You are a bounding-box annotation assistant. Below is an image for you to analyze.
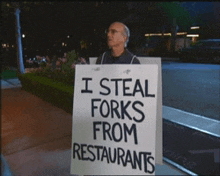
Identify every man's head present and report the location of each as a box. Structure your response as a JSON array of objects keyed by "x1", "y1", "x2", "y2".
[{"x1": 107, "y1": 22, "x2": 130, "y2": 49}]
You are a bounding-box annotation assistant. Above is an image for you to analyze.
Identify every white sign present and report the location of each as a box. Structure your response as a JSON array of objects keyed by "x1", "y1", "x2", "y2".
[
  {"x1": 71, "y1": 65, "x2": 158, "y2": 175},
  {"x1": 137, "y1": 57, "x2": 163, "y2": 165},
  {"x1": 90, "y1": 57, "x2": 163, "y2": 165}
]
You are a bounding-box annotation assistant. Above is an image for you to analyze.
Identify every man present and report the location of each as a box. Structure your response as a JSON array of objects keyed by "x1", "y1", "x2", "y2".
[{"x1": 96, "y1": 22, "x2": 140, "y2": 64}]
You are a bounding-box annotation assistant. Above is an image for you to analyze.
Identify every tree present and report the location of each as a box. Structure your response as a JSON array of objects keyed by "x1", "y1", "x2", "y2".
[
  {"x1": 2, "y1": 2, "x2": 54, "y2": 74},
  {"x1": 14, "y1": 3, "x2": 25, "y2": 73},
  {"x1": 121, "y1": 2, "x2": 168, "y2": 51}
]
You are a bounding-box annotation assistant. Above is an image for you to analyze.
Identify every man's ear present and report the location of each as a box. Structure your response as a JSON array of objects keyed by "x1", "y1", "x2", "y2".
[{"x1": 124, "y1": 36, "x2": 127, "y2": 43}]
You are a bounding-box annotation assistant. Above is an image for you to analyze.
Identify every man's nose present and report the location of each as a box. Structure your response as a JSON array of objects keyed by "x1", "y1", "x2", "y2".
[{"x1": 107, "y1": 31, "x2": 112, "y2": 38}]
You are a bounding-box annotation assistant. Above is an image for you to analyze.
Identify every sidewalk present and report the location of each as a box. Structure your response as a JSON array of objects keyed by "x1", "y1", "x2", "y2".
[
  {"x1": 1, "y1": 79, "x2": 187, "y2": 176},
  {"x1": 1, "y1": 78, "x2": 22, "y2": 89}
]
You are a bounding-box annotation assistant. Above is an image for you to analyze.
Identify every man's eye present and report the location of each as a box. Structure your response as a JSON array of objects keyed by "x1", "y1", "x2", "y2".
[{"x1": 106, "y1": 29, "x2": 118, "y2": 34}]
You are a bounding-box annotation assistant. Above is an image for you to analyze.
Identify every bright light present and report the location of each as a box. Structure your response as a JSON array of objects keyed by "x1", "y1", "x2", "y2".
[
  {"x1": 67, "y1": 35, "x2": 70, "y2": 38},
  {"x1": 177, "y1": 32, "x2": 187, "y2": 35},
  {"x1": 62, "y1": 42, "x2": 65, "y2": 46},
  {"x1": 187, "y1": 34, "x2": 199, "y2": 37},
  {"x1": 150, "y1": 33, "x2": 162, "y2": 36},
  {"x1": 190, "y1": 26, "x2": 200, "y2": 29},
  {"x1": 22, "y1": 34, "x2": 25, "y2": 38},
  {"x1": 145, "y1": 33, "x2": 162, "y2": 36},
  {"x1": 192, "y1": 37, "x2": 197, "y2": 43},
  {"x1": 163, "y1": 33, "x2": 171, "y2": 36},
  {"x1": 145, "y1": 33, "x2": 171, "y2": 36},
  {"x1": 145, "y1": 32, "x2": 188, "y2": 37}
]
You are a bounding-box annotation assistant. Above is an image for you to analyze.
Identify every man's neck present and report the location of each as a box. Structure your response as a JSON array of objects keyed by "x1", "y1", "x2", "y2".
[{"x1": 111, "y1": 46, "x2": 125, "y2": 57}]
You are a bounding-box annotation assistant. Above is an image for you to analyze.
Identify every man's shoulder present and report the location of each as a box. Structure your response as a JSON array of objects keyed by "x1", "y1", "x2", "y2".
[
  {"x1": 125, "y1": 49, "x2": 140, "y2": 64},
  {"x1": 96, "y1": 50, "x2": 111, "y2": 64},
  {"x1": 132, "y1": 57, "x2": 140, "y2": 64}
]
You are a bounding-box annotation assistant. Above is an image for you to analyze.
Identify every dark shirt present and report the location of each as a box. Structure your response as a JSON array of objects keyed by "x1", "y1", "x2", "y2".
[{"x1": 96, "y1": 48, "x2": 140, "y2": 64}]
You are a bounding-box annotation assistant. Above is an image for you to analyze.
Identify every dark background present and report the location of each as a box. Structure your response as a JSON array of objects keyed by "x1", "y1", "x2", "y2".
[{"x1": 2, "y1": 2, "x2": 220, "y2": 66}]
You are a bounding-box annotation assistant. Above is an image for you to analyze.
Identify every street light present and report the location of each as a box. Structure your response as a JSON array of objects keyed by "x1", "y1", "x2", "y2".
[{"x1": 190, "y1": 26, "x2": 200, "y2": 30}]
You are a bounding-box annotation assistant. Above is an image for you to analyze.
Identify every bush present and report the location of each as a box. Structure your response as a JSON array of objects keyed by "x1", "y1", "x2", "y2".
[
  {"x1": 29, "y1": 50, "x2": 78, "y2": 86},
  {"x1": 18, "y1": 73, "x2": 74, "y2": 114},
  {"x1": 17, "y1": 50, "x2": 81, "y2": 113},
  {"x1": 1, "y1": 66, "x2": 18, "y2": 79},
  {"x1": 40, "y1": 61, "x2": 47, "y2": 68},
  {"x1": 61, "y1": 50, "x2": 79, "y2": 73}
]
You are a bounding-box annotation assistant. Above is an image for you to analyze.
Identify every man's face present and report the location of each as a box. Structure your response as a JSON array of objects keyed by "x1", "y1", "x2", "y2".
[{"x1": 107, "y1": 23, "x2": 127, "y2": 48}]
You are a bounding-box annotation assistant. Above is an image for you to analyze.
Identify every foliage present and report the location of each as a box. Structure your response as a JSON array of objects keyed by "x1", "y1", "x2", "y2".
[
  {"x1": 18, "y1": 73, "x2": 73, "y2": 113},
  {"x1": 27, "y1": 50, "x2": 79, "y2": 86},
  {"x1": 61, "y1": 50, "x2": 79, "y2": 73},
  {"x1": 156, "y1": 2, "x2": 193, "y2": 28},
  {"x1": 1, "y1": 68, "x2": 17, "y2": 79},
  {"x1": 39, "y1": 62, "x2": 47, "y2": 68},
  {"x1": 20, "y1": 73, "x2": 74, "y2": 94}
]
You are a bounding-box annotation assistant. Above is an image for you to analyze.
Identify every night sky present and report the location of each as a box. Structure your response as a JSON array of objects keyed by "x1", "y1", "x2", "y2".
[{"x1": 2, "y1": 2, "x2": 220, "y2": 58}]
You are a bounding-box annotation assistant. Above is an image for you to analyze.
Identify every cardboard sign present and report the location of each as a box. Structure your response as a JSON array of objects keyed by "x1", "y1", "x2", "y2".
[
  {"x1": 90, "y1": 56, "x2": 163, "y2": 165},
  {"x1": 71, "y1": 65, "x2": 158, "y2": 175},
  {"x1": 137, "y1": 57, "x2": 163, "y2": 165}
]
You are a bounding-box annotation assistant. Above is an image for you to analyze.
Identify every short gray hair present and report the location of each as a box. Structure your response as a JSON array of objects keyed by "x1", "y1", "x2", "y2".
[{"x1": 123, "y1": 25, "x2": 130, "y2": 48}]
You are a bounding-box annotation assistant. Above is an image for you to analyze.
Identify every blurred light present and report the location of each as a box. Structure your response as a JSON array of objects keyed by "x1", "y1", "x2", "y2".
[
  {"x1": 67, "y1": 35, "x2": 70, "y2": 38},
  {"x1": 177, "y1": 32, "x2": 187, "y2": 35},
  {"x1": 7, "y1": 3, "x2": 10, "y2": 7},
  {"x1": 7, "y1": 44, "x2": 9, "y2": 47},
  {"x1": 192, "y1": 37, "x2": 196, "y2": 43},
  {"x1": 65, "y1": 44, "x2": 67, "y2": 46},
  {"x1": 62, "y1": 42, "x2": 65, "y2": 46},
  {"x1": 22, "y1": 34, "x2": 25, "y2": 38},
  {"x1": 145, "y1": 31, "x2": 188, "y2": 37},
  {"x1": 190, "y1": 26, "x2": 200, "y2": 29},
  {"x1": 12, "y1": 45, "x2": 14, "y2": 48},
  {"x1": 164, "y1": 33, "x2": 172, "y2": 36},
  {"x1": 145, "y1": 33, "x2": 170, "y2": 36},
  {"x1": 187, "y1": 34, "x2": 199, "y2": 37},
  {"x1": 151, "y1": 33, "x2": 162, "y2": 36},
  {"x1": 145, "y1": 33, "x2": 163, "y2": 36}
]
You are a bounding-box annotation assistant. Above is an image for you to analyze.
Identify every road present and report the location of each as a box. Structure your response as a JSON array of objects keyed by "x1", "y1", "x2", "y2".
[{"x1": 161, "y1": 61, "x2": 220, "y2": 121}]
